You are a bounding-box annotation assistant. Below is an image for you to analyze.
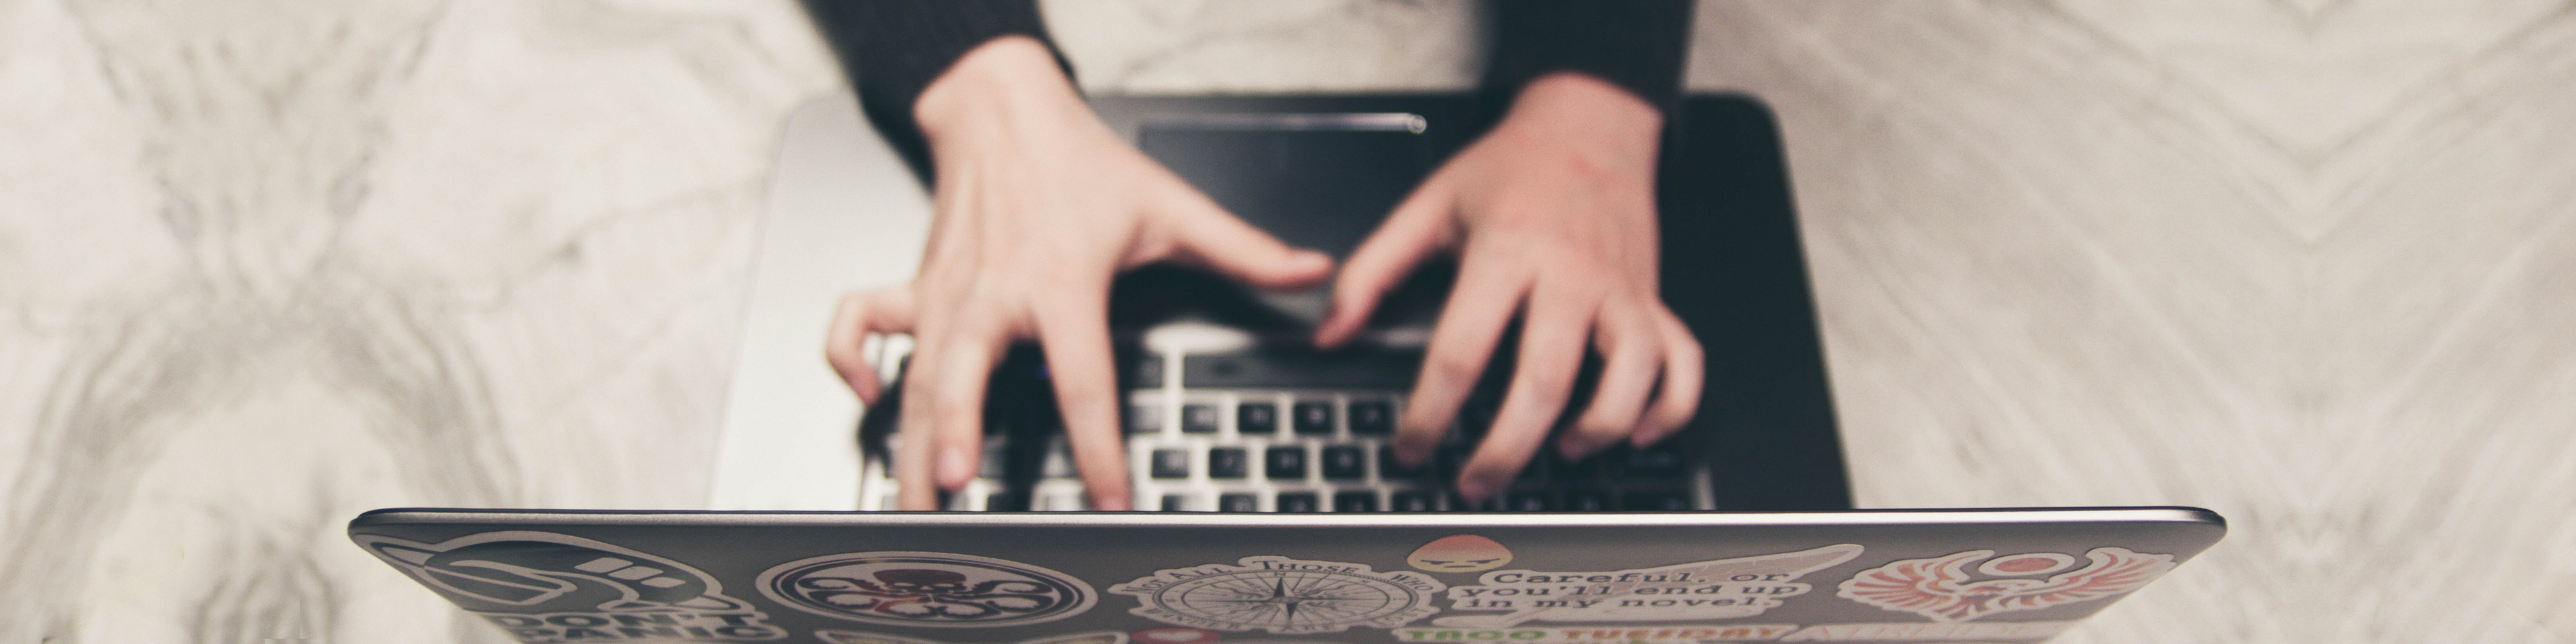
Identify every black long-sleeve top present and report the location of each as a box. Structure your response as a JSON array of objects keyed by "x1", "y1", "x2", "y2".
[{"x1": 800, "y1": 0, "x2": 1693, "y2": 183}]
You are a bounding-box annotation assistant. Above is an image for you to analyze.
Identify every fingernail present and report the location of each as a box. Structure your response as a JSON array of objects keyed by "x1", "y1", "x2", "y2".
[{"x1": 936, "y1": 445, "x2": 976, "y2": 488}]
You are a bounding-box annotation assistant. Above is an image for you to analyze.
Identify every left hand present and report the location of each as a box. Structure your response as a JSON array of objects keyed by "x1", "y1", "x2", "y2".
[{"x1": 1313, "y1": 72, "x2": 1704, "y2": 503}]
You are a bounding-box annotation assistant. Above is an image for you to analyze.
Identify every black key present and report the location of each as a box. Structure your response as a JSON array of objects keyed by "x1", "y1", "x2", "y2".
[
  {"x1": 1150, "y1": 449, "x2": 1190, "y2": 478},
  {"x1": 1390, "y1": 490, "x2": 1436, "y2": 512},
  {"x1": 1454, "y1": 398, "x2": 1499, "y2": 437},
  {"x1": 1126, "y1": 404, "x2": 1160, "y2": 434},
  {"x1": 1277, "y1": 492, "x2": 1320, "y2": 513},
  {"x1": 985, "y1": 492, "x2": 1024, "y2": 512},
  {"x1": 1219, "y1": 494, "x2": 1258, "y2": 513},
  {"x1": 1566, "y1": 489, "x2": 1612, "y2": 512},
  {"x1": 1448, "y1": 492, "x2": 1505, "y2": 512},
  {"x1": 1513, "y1": 458, "x2": 1549, "y2": 483},
  {"x1": 1293, "y1": 400, "x2": 1336, "y2": 434},
  {"x1": 1379, "y1": 449, "x2": 1427, "y2": 479},
  {"x1": 1208, "y1": 448, "x2": 1248, "y2": 479},
  {"x1": 1622, "y1": 444, "x2": 1688, "y2": 478},
  {"x1": 1265, "y1": 446, "x2": 1307, "y2": 479},
  {"x1": 1161, "y1": 494, "x2": 1189, "y2": 511},
  {"x1": 1622, "y1": 491, "x2": 1691, "y2": 511},
  {"x1": 1348, "y1": 400, "x2": 1394, "y2": 435},
  {"x1": 1558, "y1": 449, "x2": 1608, "y2": 480},
  {"x1": 1334, "y1": 492, "x2": 1379, "y2": 513},
  {"x1": 1182, "y1": 404, "x2": 1221, "y2": 433},
  {"x1": 1322, "y1": 446, "x2": 1366, "y2": 480},
  {"x1": 1434, "y1": 444, "x2": 1473, "y2": 478},
  {"x1": 1238, "y1": 402, "x2": 1277, "y2": 433},
  {"x1": 1507, "y1": 492, "x2": 1553, "y2": 512}
]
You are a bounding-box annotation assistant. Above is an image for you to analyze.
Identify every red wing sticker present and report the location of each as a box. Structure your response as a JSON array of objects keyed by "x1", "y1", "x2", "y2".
[{"x1": 1834, "y1": 547, "x2": 2176, "y2": 623}]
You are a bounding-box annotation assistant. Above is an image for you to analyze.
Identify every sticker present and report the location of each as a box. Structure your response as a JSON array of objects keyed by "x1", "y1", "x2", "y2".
[
  {"x1": 1778, "y1": 621, "x2": 2075, "y2": 641},
  {"x1": 758, "y1": 551, "x2": 1096, "y2": 627},
  {"x1": 1431, "y1": 545, "x2": 1863, "y2": 627},
  {"x1": 1393, "y1": 625, "x2": 1797, "y2": 643},
  {"x1": 1132, "y1": 628, "x2": 1222, "y2": 644},
  {"x1": 1110, "y1": 555, "x2": 1447, "y2": 634},
  {"x1": 1835, "y1": 547, "x2": 2176, "y2": 623},
  {"x1": 1410, "y1": 535, "x2": 1515, "y2": 574},
  {"x1": 353, "y1": 531, "x2": 783, "y2": 643},
  {"x1": 814, "y1": 631, "x2": 1127, "y2": 644}
]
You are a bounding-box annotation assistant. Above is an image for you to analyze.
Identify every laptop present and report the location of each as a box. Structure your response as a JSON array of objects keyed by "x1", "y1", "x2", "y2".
[
  {"x1": 354, "y1": 99, "x2": 2224, "y2": 643},
  {"x1": 350, "y1": 506, "x2": 2223, "y2": 643}
]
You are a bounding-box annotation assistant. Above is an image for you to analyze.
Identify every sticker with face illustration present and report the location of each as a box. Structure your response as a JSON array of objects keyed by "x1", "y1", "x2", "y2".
[
  {"x1": 1408, "y1": 535, "x2": 1514, "y2": 574},
  {"x1": 1430, "y1": 544, "x2": 1864, "y2": 628},
  {"x1": 758, "y1": 551, "x2": 1097, "y2": 627},
  {"x1": 814, "y1": 631, "x2": 1127, "y2": 644},
  {"x1": 353, "y1": 531, "x2": 784, "y2": 643},
  {"x1": 1111, "y1": 556, "x2": 1446, "y2": 635},
  {"x1": 1835, "y1": 547, "x2": 2176, "y2": 623}
]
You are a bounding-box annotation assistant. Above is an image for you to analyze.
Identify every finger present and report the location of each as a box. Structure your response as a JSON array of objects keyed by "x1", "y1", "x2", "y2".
[
  {"x1": 1316, "y1": 174, "x2": 1458, "y2": 348},
  {"x1": 1034, "y1": 292, "x2": 1135, "y2": 511},
  {"x1": 1456, "y1": 288, "x2": 1596, "y2": 502},
  {"x1": 1393, "y1": 258, "x2": 1529, "y2": 468},
  {"x1": 1560, "y1": 311, "x2": 1660, "y2": 460},
  {"x1": 1633, "y1": 313, "x2": 1705, "y2": 446},
  {"x1": 825, "y1": 288, "x2": 917, "y2": 405},
  {"x1": 1152, "y1": 180, "x2": 1334, "y2": 290},
  {"x1": 922, "y1": 325, "x2": 1006, "y2": 496}
]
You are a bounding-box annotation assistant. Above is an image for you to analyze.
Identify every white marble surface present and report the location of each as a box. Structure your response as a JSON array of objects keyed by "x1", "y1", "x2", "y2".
[{"x1": 4, "y1": 1, "x2": 2573, "y2": 643}]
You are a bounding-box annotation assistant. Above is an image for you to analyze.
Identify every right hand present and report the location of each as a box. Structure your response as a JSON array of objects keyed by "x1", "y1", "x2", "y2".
[{"x1": 824, "y1": 36, "x2": 1334, "y2": 511}]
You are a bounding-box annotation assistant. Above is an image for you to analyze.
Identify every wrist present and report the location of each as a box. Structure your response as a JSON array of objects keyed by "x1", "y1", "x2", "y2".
[
  {"x1": 1495, "y1": 72, "x2": 1665, "y2": 174},
  {"x1": 914, "y1": 36, "x2": 1091, "y2": 154}
]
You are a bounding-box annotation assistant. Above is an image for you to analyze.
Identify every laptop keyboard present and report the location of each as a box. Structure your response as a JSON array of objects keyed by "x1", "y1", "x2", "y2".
[{"x1": 858, "y1": 371, "x2": 1715, "y2": 512}]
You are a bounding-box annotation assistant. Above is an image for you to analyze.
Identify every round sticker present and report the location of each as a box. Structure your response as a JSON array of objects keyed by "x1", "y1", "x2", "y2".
[{"x1": 759, "y1": 551, "x2": 1095, "y2": 627}]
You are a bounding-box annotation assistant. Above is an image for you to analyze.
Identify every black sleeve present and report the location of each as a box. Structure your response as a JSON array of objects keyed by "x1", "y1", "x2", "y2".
[
  {"x1": 1483, "y1": 0, "x2": 1695, "y2": 117},
  {"x1": 800, "y1": 0, "x2": 1076, "y2": 184}
]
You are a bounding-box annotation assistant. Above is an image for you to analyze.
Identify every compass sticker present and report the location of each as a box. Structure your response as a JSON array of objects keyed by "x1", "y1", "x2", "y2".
[{"x1": 1111, "y1": 556, "x2": 1446, "y2": 635}]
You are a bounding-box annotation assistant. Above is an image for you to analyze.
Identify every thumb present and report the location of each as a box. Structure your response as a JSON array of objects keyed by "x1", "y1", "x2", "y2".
[{"x1": 1147, "y1": 178, "x2": 1334, "y2": 290}]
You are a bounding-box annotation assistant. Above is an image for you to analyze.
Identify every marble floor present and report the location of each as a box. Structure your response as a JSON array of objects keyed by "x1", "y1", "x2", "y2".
[{"x1": 3, "y1": 1, "x2": 2572, "y2": 643}]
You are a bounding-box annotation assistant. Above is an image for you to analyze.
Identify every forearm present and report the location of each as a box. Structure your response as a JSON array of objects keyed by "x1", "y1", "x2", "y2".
[{"x1": 801, "y1": 0, "x2": 1073, "y2": 184}]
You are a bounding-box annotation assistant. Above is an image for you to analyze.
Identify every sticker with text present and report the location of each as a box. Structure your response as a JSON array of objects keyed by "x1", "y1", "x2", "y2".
[
  {"x1": 814, "y1": 630, "x2": 1126, "y2": 644},
  {"x1": 1394, "y1": 625, "x2": 1797, "y2": 643},
  {"x1": 1110, "y1": 555, "x2": 1446, "y2": 634},
  {"x1": 758, "y1": 551, "x2": 1096, "y2": 627},
  {"x1": 1835, "y1": 548, "x2": 2175, "y2": 623},
  {"x1": 1778, "y1": 621, "x2": 2075, "y2": 641},
  {"x1": 353, "y1": 531, "x2": 783, "y2": 643},
  {"x1": 1410, "y1": 535, "x2": 1515, "y2": 574},
  {"x1": 1430, "y1": 545, "x2": 1864, "y2": 627}
]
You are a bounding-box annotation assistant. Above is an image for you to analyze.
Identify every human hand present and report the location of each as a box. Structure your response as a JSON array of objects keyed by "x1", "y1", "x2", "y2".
[
  {"x1": 825, "y1": 36, "x2": 1334, "y2": 511},
  {"x1": 1314, "y1": 72, "x2": 1703, "y2": 503}
]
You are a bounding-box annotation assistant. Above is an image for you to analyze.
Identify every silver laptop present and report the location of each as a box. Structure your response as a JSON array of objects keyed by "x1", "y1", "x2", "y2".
[
  {"x1": 350, "y1": 506, "x2": 2222, "y2": 643},
  {"x1": 357, "y1": 101, "x2": 2220, "y2": 643}
]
